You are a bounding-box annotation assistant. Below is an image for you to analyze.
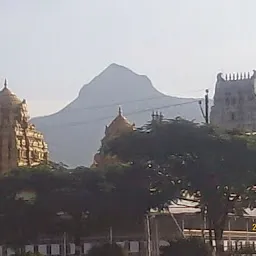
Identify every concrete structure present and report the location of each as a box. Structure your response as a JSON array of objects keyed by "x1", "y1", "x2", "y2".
[
  {"x1": 210, "y1": 70, "x2": 256, "y2": 131},
  {"x1": 0, "y1": 79, "x2": 48, "y2": 173}
]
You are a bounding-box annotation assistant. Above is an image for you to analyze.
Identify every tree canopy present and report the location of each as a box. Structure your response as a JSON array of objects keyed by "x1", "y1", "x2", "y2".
[
  {"x1": 0, "y1": 162, "x2": 174, "y2": 254},
  {"x1": 2, "y1": 118, "x2": 256, "y2": 255},
  {"x1": 104, "y1": 118, "x2": 256, "y2": 253}
]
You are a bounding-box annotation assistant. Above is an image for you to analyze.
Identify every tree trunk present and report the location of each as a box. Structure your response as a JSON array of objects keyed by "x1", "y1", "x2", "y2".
[
  {"x1": 208, "y1": 217, "x2": 213, "y2": 248},
  {"x1": 14, "y1": 248, "x2": 21, "y2": 256},
  {"x1": 74, "y1": 217, "x2": 82, "y2": 256},
  {"x1": 213, "y1": 208, "x2": 228, "y2": 255},
  {"x1": 74, "y1": 235, "x2": 82, "y2": 256},
  {"x1": 214, "y1": 227, "x2": 224, "y2": 255},
  {"x1": 201, "y1": 208, "x2": 205, "y2": 240},
  {"x1": 13, "y1": 246, "x2": 25, "y2": 256}
]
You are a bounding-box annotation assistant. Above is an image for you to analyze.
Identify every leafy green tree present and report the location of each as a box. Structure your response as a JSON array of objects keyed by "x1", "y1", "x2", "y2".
[
  {"x1": 49, "y1": 167, "x2": 108, "y2": 256},
  {"x1": 104, "y1": 118, "x2": 256, "y2": 254},
  {"x1": 96, "y1": 163, "x2": 178, "y2": 232},
  {"x1": 0, "y1": 166, "x2": 67, "y2": 251}
]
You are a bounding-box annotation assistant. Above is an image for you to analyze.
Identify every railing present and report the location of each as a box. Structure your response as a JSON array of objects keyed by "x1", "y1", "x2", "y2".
[{"x1": 184, "y1": 229, "x2": 256, "y2": 239}]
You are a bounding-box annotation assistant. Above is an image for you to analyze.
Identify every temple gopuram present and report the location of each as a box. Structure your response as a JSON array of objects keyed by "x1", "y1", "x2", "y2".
[
  {"x1": 91, "y1": 106, "x2": 135, "y2": 168},
  {"x1": 0, "y1": 79, "x2": 48, "y2": 173}
]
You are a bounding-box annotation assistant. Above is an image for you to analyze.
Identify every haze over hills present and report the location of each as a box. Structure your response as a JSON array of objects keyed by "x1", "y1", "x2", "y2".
[{"x1": 31, "y1": 64, "x2": 213, "y2": 167}]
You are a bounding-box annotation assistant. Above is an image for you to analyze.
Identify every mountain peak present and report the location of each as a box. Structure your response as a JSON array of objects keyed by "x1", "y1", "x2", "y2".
[
  {"x1": 107, "y1": 63, "x2": 124, "y2": 69},
  {"x1": 31, "y1": 64, "x2": 208, "y2": 167},
  {"x1": 78, "y1": 63, "x2": 158, "y2": 100},
  {"x1": 100, "y1": 63, "x2": 138, "y2": 77}
]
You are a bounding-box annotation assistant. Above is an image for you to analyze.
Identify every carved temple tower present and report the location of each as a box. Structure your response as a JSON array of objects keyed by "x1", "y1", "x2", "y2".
[
  {"x1": 91, "y1": 106, "x2": 135, "y2": 168},
  {"x1": 210, "y1": 71, "x2": 256, "y2": 131},
  {"x1": 0, "y1": 79, "x2": 48, "y2": 173}
]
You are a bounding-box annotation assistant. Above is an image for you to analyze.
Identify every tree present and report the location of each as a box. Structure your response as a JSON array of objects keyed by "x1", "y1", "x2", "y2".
[
  {"x1": 96, "y1": 163, "x2": 178, "y2": 232},
  {"x1": 104, "y1": 118, "x2": 256, "y2": 254},
  {"x1": 0, "y1": 166, "x2": 109, "y2": 256},
  {"x1": 0, "y1": 165, "x2": 68, "y2": 251},
  {"x1": 48, "y1": 167, "x2": 108, "y2": 256}
]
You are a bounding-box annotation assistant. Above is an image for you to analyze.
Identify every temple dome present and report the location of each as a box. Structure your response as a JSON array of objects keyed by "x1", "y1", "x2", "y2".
[
  {"x1": 91, "y1": 106, "x2": 135, "y2": 168},
  {"x1": 105, "y1": 106, "x2": 135, "y2": 138},
  {"x1": 0, "y1": 80, "x2": 22, "y2": 106}
]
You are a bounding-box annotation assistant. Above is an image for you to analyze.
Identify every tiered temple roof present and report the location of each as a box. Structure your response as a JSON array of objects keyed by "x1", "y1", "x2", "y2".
[{"x1": 0, "y1": 79, "x2": 49, "y2": 173}]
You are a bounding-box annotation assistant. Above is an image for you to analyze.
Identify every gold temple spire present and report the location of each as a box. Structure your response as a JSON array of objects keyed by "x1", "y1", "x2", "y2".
[{"x1": 118, "y1": 105, "x2": 122, "y2": 116}]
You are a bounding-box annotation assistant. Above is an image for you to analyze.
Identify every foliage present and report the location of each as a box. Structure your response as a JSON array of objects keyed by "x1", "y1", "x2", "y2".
[
  {"x1": 160, "y1": 237, "x2": 212, "y2": 256},
  {"x1": 2, "y1": 117, "x2": 256, "y2": 256},
  {"x1": 14, "y1": 252, "x2": 43, "y2": 256},
  {"x1": 86, "y1": 243, "x2": 127, "y2": 256},
  {"x1": 97, "y1": 163, "x2": 178, "y2": 230},
  {"x1": 233, "y1": 246, "x2": 256, "y2": 255},
  {"x1": 0, "y1": 163, "x2": 172, "y2": 252},
  {"x1": 0, "y1": 166, "x2": 110, "y2": 252},
  {"x1": 104, "y1": 118, "x2": 256, "y2": 253},
  {"x1": 0, "y1": 165, "x2": 69, "y2": 247}
]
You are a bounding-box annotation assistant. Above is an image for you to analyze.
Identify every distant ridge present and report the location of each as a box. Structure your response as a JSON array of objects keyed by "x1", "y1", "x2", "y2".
[{"x1": 32, "y1": 63, "x2": 212, "y2": 167}]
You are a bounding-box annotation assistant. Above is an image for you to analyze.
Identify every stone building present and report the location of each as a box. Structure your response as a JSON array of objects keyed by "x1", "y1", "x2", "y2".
[
  {"x1": 210, "y1": 70, "x2": 256, "y2": 131},
  {"x1": 0, "y1": 79, "x2": 48, "y2": 173},
  {"x1": 91, "y1": 106, "x2": 135, "y2": 168}
]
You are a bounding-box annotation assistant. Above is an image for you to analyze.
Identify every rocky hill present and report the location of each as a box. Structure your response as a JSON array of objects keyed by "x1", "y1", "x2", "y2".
[{"x1": 32, "y1": 64, "x2": 212, "y2": 167}]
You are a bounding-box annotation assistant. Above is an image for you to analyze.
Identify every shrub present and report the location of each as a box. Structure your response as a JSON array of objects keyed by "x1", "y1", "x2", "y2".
[
  {"x1": 86, "y1": 243, "x2": 127, "y2": 256},
  {"x1": 160, "y1": 237, "x2": 212, "y2": 256}
]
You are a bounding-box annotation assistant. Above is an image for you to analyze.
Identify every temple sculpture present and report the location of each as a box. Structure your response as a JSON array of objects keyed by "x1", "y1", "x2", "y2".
[
  {"x1": 210, "y1": 71, "x2": 256, "y2": 131},
  {"x1": 0, "y1": 79, "x2": 48, "y2": 173},
  {"x1": 91, "y1": 106, "x2": 135, "y2": 168}
]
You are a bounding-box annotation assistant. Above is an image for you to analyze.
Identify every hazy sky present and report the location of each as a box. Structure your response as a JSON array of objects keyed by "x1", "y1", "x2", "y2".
[{"x1": 1, "y1": 0, "x2": 256, "y2": 117}]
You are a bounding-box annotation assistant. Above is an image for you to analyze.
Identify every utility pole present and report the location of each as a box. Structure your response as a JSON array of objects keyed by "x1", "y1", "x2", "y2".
[
  {"x1": 109, "y1": 226, "x2": 113, "y2": 244},
  {"x1": 198, "y1": 89, "x2": 209, "y2": 245},
  {"x1": 146, "y1": 214, "x2": 152, "y2": 256},
  {"x1": 205, "y1": 89, "x2": 209, "y2": 124},
  {"x1": 63, "y1": 232, "x2": 67, "y2": 256},
  {"x1": 199, "y1": 89, "x2": 209, "y2": 124}
]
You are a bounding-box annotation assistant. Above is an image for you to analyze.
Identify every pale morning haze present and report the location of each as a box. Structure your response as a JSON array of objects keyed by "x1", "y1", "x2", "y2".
[{"x1": 0, "y1": 0, "x2": 255, "y2": 117}]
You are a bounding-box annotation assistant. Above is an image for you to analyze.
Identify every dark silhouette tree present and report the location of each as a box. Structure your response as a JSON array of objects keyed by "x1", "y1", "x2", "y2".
[{"x1": 104, "y1": 118, "x2": 256, "y2": 254}]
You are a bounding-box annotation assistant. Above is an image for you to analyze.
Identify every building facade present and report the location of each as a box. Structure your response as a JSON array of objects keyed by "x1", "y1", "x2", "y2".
[
  {"x1": 210, "y1": 70, "x2": 256, "y2": 131},
  {"x1": 0, "y1": 79, "x2": 48, "y2": 173}
]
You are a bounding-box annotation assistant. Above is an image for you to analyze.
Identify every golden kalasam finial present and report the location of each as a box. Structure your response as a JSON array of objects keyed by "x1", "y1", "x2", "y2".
[{"x1": 118, "y1": 105, "x2": 122, "y2": 116}]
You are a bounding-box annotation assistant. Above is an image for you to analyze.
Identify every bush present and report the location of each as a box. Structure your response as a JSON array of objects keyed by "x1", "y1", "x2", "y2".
[
  {"x1": 226, "y1": 246, "x2": 256, "y2": 255},
  {"x1": 86, "y1": 243, "x2": 127, "y2": 256},
  {"x1": 160, "y1": 237, "x2": 212, "y2": 256},
  {"x1": 15, "y1": 253, "x2": 43, "y2": 256}
]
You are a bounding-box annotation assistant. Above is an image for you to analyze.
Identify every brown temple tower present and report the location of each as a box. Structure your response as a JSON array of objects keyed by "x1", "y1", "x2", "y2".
[
  {"x1": 0, "y1": 79, "x2": 48, "y2": 173},
  {"x1": 91, "y1": 106, "x2": 135, "y2": 168}
]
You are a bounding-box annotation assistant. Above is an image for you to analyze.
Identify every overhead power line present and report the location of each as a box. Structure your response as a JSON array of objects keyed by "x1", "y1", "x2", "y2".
[
  {"x1": 52, "y1": 88, "x2": 206, "y2": 113},
  {"x1": 42, "y1": 100, "x2": 201, "y2": 130}
]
